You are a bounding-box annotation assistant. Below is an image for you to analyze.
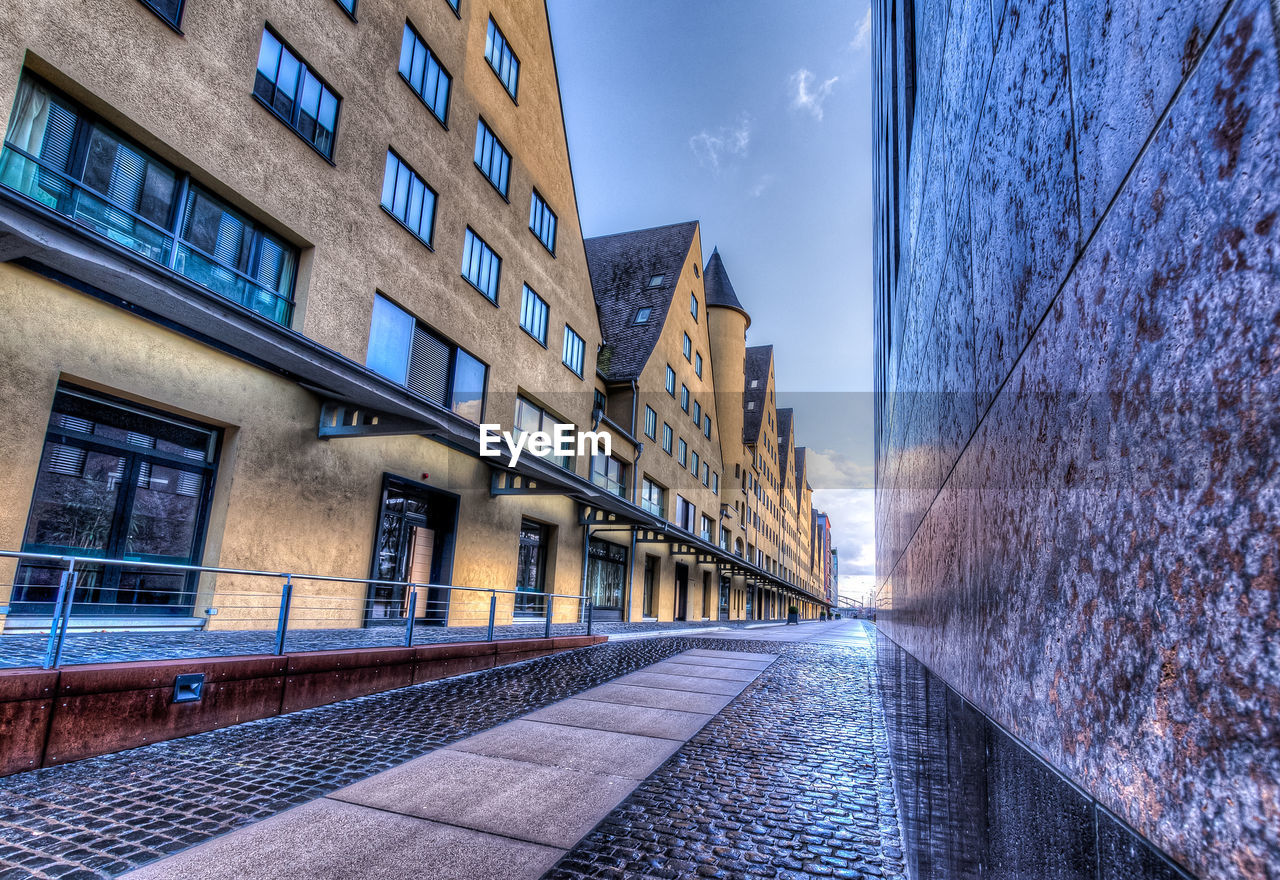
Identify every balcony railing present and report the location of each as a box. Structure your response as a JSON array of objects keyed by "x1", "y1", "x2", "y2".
[{"x1": 0, "y1": 145, "x2": 293, "y2": 326}]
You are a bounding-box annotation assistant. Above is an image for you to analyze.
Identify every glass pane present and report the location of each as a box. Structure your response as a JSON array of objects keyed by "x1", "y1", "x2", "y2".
[
  {"x1": 126, "y1": 463, "x2": 204, "y2": 559},
  {"x1": 22, "y1": 445, "x2": 125, "y2": 553},
  {"x1": 257, "y1": 30, "x2": 282, "y2": 79},
  {"x1": 450, "y1": 348, "x2": 486, "y2": 423},
  {"x1": 367, "y1": 294, "x2": 414, "y2": 385}
]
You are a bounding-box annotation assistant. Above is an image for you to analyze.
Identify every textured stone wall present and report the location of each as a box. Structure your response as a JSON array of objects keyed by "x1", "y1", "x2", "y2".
[{"x1": 874, "y1": 0, "x2": 1279, "y2": 877}]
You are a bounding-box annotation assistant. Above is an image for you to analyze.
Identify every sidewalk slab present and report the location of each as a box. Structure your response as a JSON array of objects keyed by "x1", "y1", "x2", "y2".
[
  {"x1": 448, "y1": 718, "x2": 683, "y2": 779},
  {"x1": 329, "y1": 749, "x2": 633, "y2": 849},
  {"x1": 572, "y1": 681, "x2": 738, "y2": 713},
  {"x1": 682, "y1": 648, "x2": 778, "y2": 661},
  {"x1": 525, "y1": 698, "x2": 713, "y2": 740},
  {"x1": 121, "y1": 798, "x2": 562, "y2": 880},
  {"x1": 617, "y1": 670, "x2": 749, "y2": 695},
  {"x1": 643, "y1": 661, "x2": 762, "y2": 681}
]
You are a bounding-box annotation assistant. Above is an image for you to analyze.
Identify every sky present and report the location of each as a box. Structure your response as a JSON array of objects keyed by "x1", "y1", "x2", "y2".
[{"x1": 547, "y1": 0, "x2": 877, "y2": 604}]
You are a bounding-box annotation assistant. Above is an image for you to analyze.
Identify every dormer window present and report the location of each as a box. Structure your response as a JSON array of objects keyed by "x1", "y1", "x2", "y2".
[
  {"x1": 634, "y1": 307, "x2": 652, "y2": 323},
  {"x1": 647, "y1": 274, "x2": 665, "y2": 288}
]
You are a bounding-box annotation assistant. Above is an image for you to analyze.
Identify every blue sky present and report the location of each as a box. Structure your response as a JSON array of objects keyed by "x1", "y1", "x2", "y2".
[{"x1": 548, "y1": 0, "x2": 877, "y2": 599}]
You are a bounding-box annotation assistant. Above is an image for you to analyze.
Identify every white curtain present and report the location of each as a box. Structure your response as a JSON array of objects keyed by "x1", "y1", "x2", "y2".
[{"x1": 0, "y1": 78, "x2": 51, "y2": 191}]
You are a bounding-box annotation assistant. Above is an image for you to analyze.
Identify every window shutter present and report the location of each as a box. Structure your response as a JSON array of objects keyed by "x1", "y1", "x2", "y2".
[{"x1": 407, "y1": 325, "x2": 450, "y2": 406}]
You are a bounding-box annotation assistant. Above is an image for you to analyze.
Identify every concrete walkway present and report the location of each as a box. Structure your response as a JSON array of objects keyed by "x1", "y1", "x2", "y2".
[{"x1": 120, "y1": 648, "x2": 776, "y2": 880}]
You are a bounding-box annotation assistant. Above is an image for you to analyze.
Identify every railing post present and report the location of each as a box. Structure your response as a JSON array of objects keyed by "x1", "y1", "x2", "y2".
[
  {"x1": 274, "y1": 575, "x2": 294, "y2": 655},
  {"x1": 544, "y1": 595, "x2": 553, "y2": 640},
  {"x1": 586, "y1": 599, "x2": 593, "y2": 637},
  {"x1": 487, "y1": 592, "x2": 496, "y2": 641},
  {"x1": 42, "y1": 559, "x2": 76, "y2": 670},
  {"x1": 404, "y1": 587, "x2": 418, "y2": 647}
]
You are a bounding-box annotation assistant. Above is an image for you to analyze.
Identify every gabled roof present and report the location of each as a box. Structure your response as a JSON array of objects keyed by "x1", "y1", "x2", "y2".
[
  {"x1": 777, "y1": 408, "x2": 794, "y2": 481},
  {"x1": 586, "y1": 221, "x2": 699, "y2": 382},
  {"x1": 743, "y1": 345, "x2": 772, "y2": 442},
  {"x1": 703, "y1": 248, "x2": 750, "y2": 325},
  {"x1": 795, "y1": 446, "x2": 808, "y2": 495}
]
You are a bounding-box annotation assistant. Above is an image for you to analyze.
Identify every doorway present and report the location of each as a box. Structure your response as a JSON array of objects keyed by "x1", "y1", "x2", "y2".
[
  {"x1": 368, "y1": 476, "x2": 457, "y2": 624},
  {"x1": 586, "y1": 537, "x2": 627, "y2": 621},
  {"x1": 718, "y1": 576, "x2": 731, "y2": 621},
  {"x1": 674, "y1": 563, "x2": 689, "y2": 621},
  {"x1": 642, "y1": 555, "x2": 657, "y2": 618},
  {"x1": 515, "y1": 519, "x2": 550, "y2": 619}
]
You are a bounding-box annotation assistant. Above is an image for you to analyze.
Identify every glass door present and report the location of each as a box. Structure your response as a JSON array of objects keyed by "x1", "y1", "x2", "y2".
[
  {"x1": 586, "y1": 538, "x2": 626, "y2": 621},
  {"x1": 368, "y1": 478, "x2": 456, "y2": 624},
  {"x1": 514, "y1": 519, "x2": 547, "y2": 618}
]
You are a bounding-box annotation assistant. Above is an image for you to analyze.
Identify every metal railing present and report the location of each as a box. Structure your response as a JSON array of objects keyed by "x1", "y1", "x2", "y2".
[{"x1": 0, "y1": 550, "x2": 592, "y2": 670}]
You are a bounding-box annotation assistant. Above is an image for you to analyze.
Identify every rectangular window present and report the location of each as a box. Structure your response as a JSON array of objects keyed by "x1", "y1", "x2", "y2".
[
  {"x1": 138, "y1": 0, "x2": 184, "y2": 28},
  {"x1": 691, "y1": 293, "x2": 699, "y2": 321},
  {"x1": 529, "y1": 190, "x2": 557, "y2": 254},
  {"x1": 683, "y1": 333, "x2": 692, "y2": 361},
  {"x1": 380, "y1": 150, "x2": 437, "y2": 247},
  {"x1": 484, "y1": 17, "x2": 520, "y2": 100},
  {"x1": 713, "y1": 472, "x2": 719, "y2": 495},
  {"x1": 665, "y1": 366, "x2": 676, "y2": 396},
  {"x1": 474, "y1": 119, "x2": 511, "y2": 197},
  {"x1": 12, "y1": 385, "x2": 218, "y2": 617},
  {"x1": 702, "y1": 462, "x2": 710, "y2": 487},
  {"x1": 445, "y1": 0, "x2": 459, "y2": 12},
  {"x1": 590, "y1": 455, "x2": 627, "y2": 497},
  {"x1": 700, "y1": 514, "x2": 714, "y2": 542},
  {"x1": 334, "y1": 0, "x2": 356, "y2": 18},
  {"x1": 662, "y1": 423, "x2": 673, "y2": 454},
  {"x1": 519, "y1": 285, "x2": 548, "y2": 344},
  {"x1": 398, "y1": 22, "x2": 451, "y2": 125},
  {"x1": 693, "y1": 400, "x2": 701, "y2": 425},
  {"x1": 366, "y1": 294, "x2": 487, "y2": 421},
  {"x1": 678, "y1": 438, "x2": 687, "y2": 467},
  {"x1": 515, "y1": 396, "x2": 572, "y2": 470},
  {"x1": 254, "y1": 27, "x2": 340, "y2": 159},
  {"x1": 680, "y1": 385, "x2": 689, "y2": 412},
  {"x1": 695, "y1": 352, "x2": 703, "y2": 378},
  {"x1": 704, "y1": 414, "x2": 712, "y2": 438},
  {"x1": 691, "y1": 450, "x2": 699, "y2": 475},
  {"x1": 461, "y1": 228, "x2": 501, "y2": 301},
  {"x1": 644, "y1": 406, "x2": 657, "y2": 439},
  {"x1": 0, "y1": 75, "x2": 299, "y2": 326},
  {"x1": 675, "y1": 495, "x2": 695, "y2": 532},
  {"x1": 641, "y1": 478, "x2": 665, "y2": 517},
  {"x1": 562, "y1": 325, "x2": 585, "y2": 376}
]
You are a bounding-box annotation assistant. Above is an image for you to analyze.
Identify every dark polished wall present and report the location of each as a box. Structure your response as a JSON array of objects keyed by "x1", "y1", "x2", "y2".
[{"x1": 871, "y1": 0, "x2": 1280, "y2": 877}]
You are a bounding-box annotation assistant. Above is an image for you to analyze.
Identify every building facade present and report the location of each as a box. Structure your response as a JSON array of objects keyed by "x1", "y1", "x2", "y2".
[
  {"x1": 873, "y1": 0, "x2": 1279, "y2": 876},
  {"x1": 0, "y1": 0, "x2": 830, "y2": 634}
]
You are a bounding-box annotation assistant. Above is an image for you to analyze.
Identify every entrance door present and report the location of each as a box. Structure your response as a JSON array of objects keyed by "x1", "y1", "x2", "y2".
[
  {"x1": 642, "y1": 555, "x2": 657, "y2": 618},
  {"x1": 369, "y1": 477, "x2": 457, "y2": 624},
  {"x1": 674, "y1": 563, "x2": 688, "y2": 621},
  {"x1": 745, "y1": 586, "x2": 754, "y2": 620},
  {"x1": 702, "y1": 571, "x2": 713, "y2": 619},
  {"x1": 514, "y1": 519, "x2": 548, "y2": 619},
  {"x1": 586, "y1": 538, "x2": 626, "y2": 621},
  {"x1": 718, "y1": 576, "x2": 730, "y2": 621}
]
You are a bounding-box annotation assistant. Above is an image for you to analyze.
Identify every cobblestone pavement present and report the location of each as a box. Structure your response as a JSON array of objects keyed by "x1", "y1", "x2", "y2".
[
  {"x1": 0, "y1": 617, "x2": 776, "y2": 669},
  {"x1": 545, "y1": 625, "x2": 905, "y2": 880},
  {"x1": 0, "y1": 623, "x2": 904, "y2": 880}
]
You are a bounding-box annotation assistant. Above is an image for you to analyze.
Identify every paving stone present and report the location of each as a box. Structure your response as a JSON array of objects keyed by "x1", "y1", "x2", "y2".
[
  {"x1": 643, "y1": 661, "x2": 763, "y2": 681},
  {"x1": 448, "y1": 720, "x2": 683, "y2": 780},
  {"x1": 573, "y1": 682, "x2": 738, "y2": 714}
]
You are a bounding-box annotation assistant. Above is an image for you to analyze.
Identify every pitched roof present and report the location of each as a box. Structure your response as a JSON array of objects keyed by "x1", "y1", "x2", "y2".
[
  {"x1": 743, "y1": 345, "x2": 772, "y2": 442},
  {"x1": 777, "y1": 408, "x2": 794, "y2": 481},
  {"x1": 703, "y1": 248, "x2": 750, "y2": 325},
  {"x1": 585, "y1": 221, "x2": 699, "y2": 382},
  {"x1": 795, "y1": 446, "x2": 808, "y2": 494}
]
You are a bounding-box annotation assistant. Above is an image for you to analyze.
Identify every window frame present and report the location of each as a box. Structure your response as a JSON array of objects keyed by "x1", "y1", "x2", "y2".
[
  {"x1": 562, "y1": 324, "x2": 585, "y2": 377},
  {"x1": 528, "y1": 189, "x2": 557, "y2": 255},
  {"x1": 640, "y1": 477, "x2": 666, "y2": 517},
  {"x1": 643, "y1": 405, "x2": 657, "y2": 440},
  {"x1": 484, "y1": 16, "x2": 520, "y2": 101},
  {"x1": 253, "y1": 24, "x2": 342, "y2": 163},
  {"x1": 680, "y1": 385, "x2": 689, "y2": 412},
  {"x1": 695, "y1": 352, "x2": 703, "y2": 378},
  {"x1": 137, "y1": 0, "x2": 185, "y2": 31},
  {"x1": 380, "y1": 149, "x2": 438, "y2": 249},
  {"x1": 683, "y1": 333, "x2": 692, "y2": 361},
  {"x1": 332, "y1": 0, "x2": 357, "y2": 21},
  {"x1": 678, "y1": 438, "x2": 688, "y2": 467},
  {"x1": 461, "y1": 227, "x2": 501, "y2": 302},
  {"x1": 398, "y1": 20, "x2": 452, "y2": 127},
  {"x1": 665, "y1": 366, "x2": 676, "y2": 396},
  {"x1": 519, "y1": 284, "x2": 548, "y2": 346},
  {"x1": 691, "y1": 292, "x2": 699, "y2": 321},
  {"x1": 473, "y1": 117, "x2": 512, "y2": 199},
  {"x1": 662, "y1": 423, "x2": 673, "y2": 455}
]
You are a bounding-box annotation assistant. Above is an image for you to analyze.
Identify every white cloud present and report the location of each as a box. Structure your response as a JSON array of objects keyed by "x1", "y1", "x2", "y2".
[
  {"x1": 689, "y1": 115, "x2": 752, "y2": 171},
  {"x1": 851, "y1": 7, "x2": 872, "y2": 51},
  {"x1": 749, "y1": 174, "x2": 775, "y2": 197},
  {"x1": 813, "y1": 487, "x2": 875, "y2": 578},
  {"x1": 788, "y1": 69, "x2": 839, "y2": 121},
  {"x1": 805, "y1": 448, "x2": 874, "y2": 490}
]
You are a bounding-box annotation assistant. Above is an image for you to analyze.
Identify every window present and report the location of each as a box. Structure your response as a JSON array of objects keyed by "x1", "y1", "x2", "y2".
[
  {"x1": 713, "y1": 472, "x2": 719, "y2": 494},
  {"x1": 681, "y1": 385, "x2": 689, "y2": 412},
  {"x1": 691, "y1": 450, "x2": 699, "y2": 475},
  {"x1": 462, "y1": 228, "x2": 501, "y2": 301},
  {"x1": 678, "y1": 438, "x2": 687, "y2": 467},
  {"x1": 381, "y1": 150, "x2": 437, "y2": 246},
  {"x1": 641, "y1": 478, "x2": 665, "y2": 517},
  {"x1": 644, "y1": 406, "x2": 657, "y2": 439},
  {"x1": 675, "y1": 495, "x2": 695, "y2": 532},
  {"x1": 519, "y1": 285, "x2": 548, "y2": 344},
  {"x1": 683, "y1": 333, "x2": 692, "y2": 361},
  {"x1": 662, "y1": 423, "x2": 673, "y2": 454},
  {"x1": 647, "y1": 274, "x2": 665, "y2": 288},
  {"x1": 138, "y1": 0, "x2": 184, "y2": 28},
  {"x1": 485, "y1": 17, "x2": 520, "y2": 100},
  {"x1": 693, "y1": 400, "x2": 701, "y2": 426},
  {"x1": 445, "y1": 0, "x2": 459, "y2": 13},
  {"x1": 0, "y1": 75, "x2": 299, "y2": 325},
  {"x1": 665, "y1": 366, "x2": 676, "y2": 396},
  {"x1": 751, "y1": 379, "x2": 760, "y2": 389},
  {"x1": 12, "y1": 385, "x2": 218, "y2": 617},
  {"x1": 334, "y1": 0, "x2": 357, "y2": 17},
  {"x1": 700, "y1": 515, "x2": 714, "y2": 542},
  {"x1": 704, "y1": 415, "x2": 712, "y2": 438},
  {"x1": 529, "y1": 190, "x2": 557, "y2": 254},
  {"x1": 474, "y1": 119, "x2": 511, "y2": 197},
  {"x1": 254, "y1": 27, "x2": 340, "y2": 159},
  {"x1": 398, "y1": 22, "x2": 451, "y2": 124},
  {"x1": 366, "y1": 294, "x2": 487, "y2": 421},
  {"x1": 702, "y1": 462, "x2": 710, "y2": 487},
  {"x1": 634, "y1": 308, "x2": 652, "y2": 324},
  {"x1": 691, "y1": 293, "x2": 699, "y2": 321},
  {"x1": 695, "y1": 352, "x2": 703, "y2": 378},
  {"x1": 514, "y1": 396, "x2": 571, "y2": 470},
  {"x1": 562, "y1": 325, "x2": 585, "y2": 376},
  {"x1": 747, "y1": 401, "x2": 756, "y2": 411},
  {"x1": 590, "y1": 455, "x2": 627, "y2": 497}
]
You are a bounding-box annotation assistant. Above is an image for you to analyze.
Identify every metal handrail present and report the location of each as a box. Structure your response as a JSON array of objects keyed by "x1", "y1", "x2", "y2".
[{"x1": 0, "y1": 548, "x2": 591, "y2": 669}]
